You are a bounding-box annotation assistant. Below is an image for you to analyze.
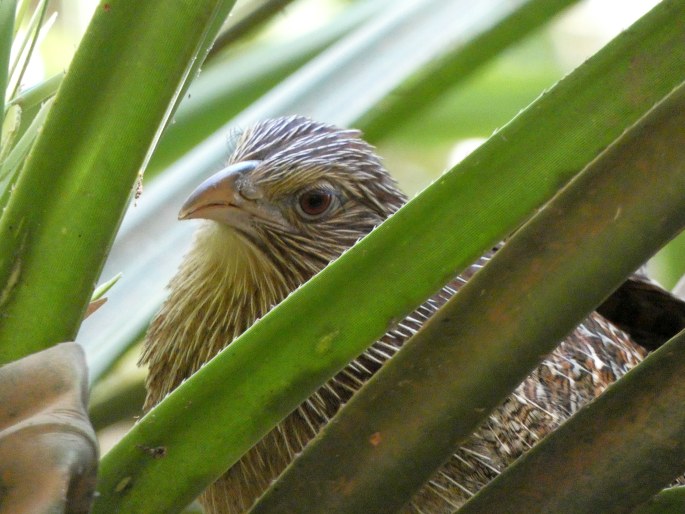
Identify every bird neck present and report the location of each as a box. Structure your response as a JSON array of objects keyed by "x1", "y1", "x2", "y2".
[{"x1": 141, "y1": 222, "x2": 295, "y2": 408}]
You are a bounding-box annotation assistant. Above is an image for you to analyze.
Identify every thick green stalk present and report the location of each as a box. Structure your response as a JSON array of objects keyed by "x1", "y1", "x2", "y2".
[
  {"x1": 359, "y1": 0, "x2": 576, "y2": 142},
  {"x1": 251, "y1": 79, "x2": 685, "y2": 514},
  {"x1": 0, "y1": 0, "x2": 236, "y2": 364},
  {"x1": 94, "y1": 2, "x2": 685, "y2": 513}
]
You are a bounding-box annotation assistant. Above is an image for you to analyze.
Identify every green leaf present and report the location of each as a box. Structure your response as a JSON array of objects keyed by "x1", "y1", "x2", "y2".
[
  {"x1": 634, "y1": 487, "x2": 685, "y2": 514},
  {"x1": 0, "y1": 103, "x2": 21, "y2": 162},
  {"x1": 0, "y1": 96, "x2": 51, "y2": 200},
  {"x1": 13, "y1": 0, "x2": 28, "y2": 38},
  {"x1": 359, "y1": 0, "x2": 576, "y2": 141},
  {"x1": 207, "y1": 0, "x2": 299, "y2": 59},
  {"x1": 0, "y1": 0, "x2": 16, "y2": 125},
  {"x1": 89, "y1": 370, "x2": 146, "y2": 432},
  {"x1": 7, "y1": 71, "x2": 62, "y2": 112},
  {"x1": 0, "y1": 0, "x2": 238, "y2": 366},
  {"x1": 7, "y1": 0, "x2": 47, "y2": 100},
  {"x1": 93, "y1": 1, "x2": 685, "y2": 513},
  {"x1": 90, "y1": 272, "x2": 122, "y2": 302}
]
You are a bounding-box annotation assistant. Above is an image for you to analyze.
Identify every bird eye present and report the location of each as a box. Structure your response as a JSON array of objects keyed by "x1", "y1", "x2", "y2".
[{"x1": 297, "y1": 189, "x2": 335, "y2": 219}]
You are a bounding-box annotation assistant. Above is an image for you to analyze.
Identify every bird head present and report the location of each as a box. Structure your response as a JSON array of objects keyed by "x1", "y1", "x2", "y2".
[{"x1": 179, "y1": 116, "x2": 407, "y2": 281}]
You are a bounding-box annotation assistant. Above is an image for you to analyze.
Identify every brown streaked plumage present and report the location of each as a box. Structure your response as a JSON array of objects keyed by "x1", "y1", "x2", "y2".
[{"x1": 141, "y1": 115, "x2": 677, "y2": 513}]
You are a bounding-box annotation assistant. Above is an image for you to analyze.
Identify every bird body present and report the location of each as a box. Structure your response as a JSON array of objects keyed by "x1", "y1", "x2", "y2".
[{"x1": 142, "y1": 116, "x2": 650, "y2": 513}]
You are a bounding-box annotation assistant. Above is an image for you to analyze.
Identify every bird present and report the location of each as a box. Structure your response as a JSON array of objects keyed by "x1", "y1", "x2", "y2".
[{"x1": 140, "y1": 115, "x2": 685, "y2": 513}]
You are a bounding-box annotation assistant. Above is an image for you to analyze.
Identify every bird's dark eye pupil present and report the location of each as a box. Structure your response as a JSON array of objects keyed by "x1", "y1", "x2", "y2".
[{"x1": 299, "y1": 191, "x2": 332, "y2": 216}]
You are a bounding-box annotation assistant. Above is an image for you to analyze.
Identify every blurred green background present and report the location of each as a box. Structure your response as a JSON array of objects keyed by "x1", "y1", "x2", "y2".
[{"x1": 30, "y1": 0, "x2": 662, "y2": 197}]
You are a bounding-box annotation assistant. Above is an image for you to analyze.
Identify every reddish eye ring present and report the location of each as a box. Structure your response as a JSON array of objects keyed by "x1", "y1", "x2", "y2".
[{"x1": 298, "y1": 190, "x2": 334, "y2": 218}]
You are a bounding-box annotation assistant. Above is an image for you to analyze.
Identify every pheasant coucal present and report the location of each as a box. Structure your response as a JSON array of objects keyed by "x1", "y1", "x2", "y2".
[{"x1": 141, "y1": 115, "x2": 685, "y2": 513}]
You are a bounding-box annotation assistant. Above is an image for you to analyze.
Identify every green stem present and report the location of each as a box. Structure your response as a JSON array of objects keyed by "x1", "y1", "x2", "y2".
[
  {"x1": 0, "y1": 0, "x2": 16, "y2": 139},
  {"x1": 90, "y1": 373, "x2": 145, "y2": 431},
  {"x1": 359, "y1": 0, "x2": 577, "y2": 142},
  {"x1": 7, "y1": 72, "x2": 63, "y2": 111},
  {"x1": 8, "y1": 0, "x2": 47, "y2": 100},
  {"x1": 0, "y1": 96, "x2": 52, "y2": 198},
  {"x1": 0, "y1": 0, "x2": 237, "y2": 365}
]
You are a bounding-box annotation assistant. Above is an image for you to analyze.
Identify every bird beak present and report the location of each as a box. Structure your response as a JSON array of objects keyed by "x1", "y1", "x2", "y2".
[{"x1": 179, "y1": 161, "x2": 262, "y2": 231}]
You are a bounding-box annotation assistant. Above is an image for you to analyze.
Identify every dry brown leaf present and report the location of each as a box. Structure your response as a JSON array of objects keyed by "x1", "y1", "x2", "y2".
[{"x1": 0, "y1": 342, "x2": 98, "y2": 514}]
